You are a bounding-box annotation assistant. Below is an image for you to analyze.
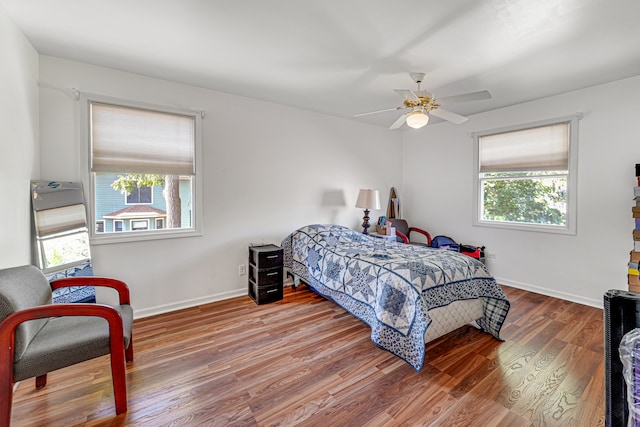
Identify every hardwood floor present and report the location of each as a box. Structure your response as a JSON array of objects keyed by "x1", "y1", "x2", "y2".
[{"x1": 10, "y1": 285, "x2": 604, "y2": 426}]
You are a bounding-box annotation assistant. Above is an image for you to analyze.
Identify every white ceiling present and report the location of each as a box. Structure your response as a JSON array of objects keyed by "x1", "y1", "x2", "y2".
[{"x1": 2, "y1": 0, "x2": 640, "y2": 128}]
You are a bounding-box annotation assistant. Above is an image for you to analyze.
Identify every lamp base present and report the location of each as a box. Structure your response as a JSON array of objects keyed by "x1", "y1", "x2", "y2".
[{"x1": 361, "y1": 209, "x2": 370, "y2": 234}]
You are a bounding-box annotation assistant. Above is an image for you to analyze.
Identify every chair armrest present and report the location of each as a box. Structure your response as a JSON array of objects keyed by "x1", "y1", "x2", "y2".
[
  {"x1": 0, "y1": 304, "x2": 125, "y2": 380},
  {"x1": 408, "y1": 227, "x2": 432, "y2": 246},
  {"x1": 50, "y1": 277, "x2": 131, "y2": 305},
  {"x1": 396, "y1": 230, "x2": 409, "y2": 244},
  {"x1": 0, "y1": 303, "x2": 124, "y2": 330}
]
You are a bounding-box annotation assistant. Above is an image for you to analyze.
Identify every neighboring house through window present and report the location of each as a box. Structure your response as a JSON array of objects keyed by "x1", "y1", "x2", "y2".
[
  {"x1": 473, "y1": 115, "x2": 579, "y2": 234},
  {"x1": 81, "y1": 94, "x2": 202, "y2": 243}
]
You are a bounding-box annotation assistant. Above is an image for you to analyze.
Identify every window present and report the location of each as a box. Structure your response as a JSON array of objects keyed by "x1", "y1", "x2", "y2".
[
  {"x1": 131, "y1": 219, "x2": 149, "y2": 231},
  {"x1": 473, "y1": 116, "x2": 578, "y2": 234},
  {"x1": 81, "y1": 93, "x2": 202, "y2": 243},
  {"x1": 125, "y1": 185, "x2": 152, "y2": 204},
  {"x1": 96, "y1": 220, "x2": 105, "y2": 233}
]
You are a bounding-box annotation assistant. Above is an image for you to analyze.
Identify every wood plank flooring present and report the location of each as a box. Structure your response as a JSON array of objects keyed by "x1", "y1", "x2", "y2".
[{"x1": 10, "y1": 285, "x2": 604, "y2": 426}]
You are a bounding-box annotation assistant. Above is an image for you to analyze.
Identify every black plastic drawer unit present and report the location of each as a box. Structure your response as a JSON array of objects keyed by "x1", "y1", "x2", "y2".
[{"x1": 248, "y1": 244, "x2": 284, "y2": 304}]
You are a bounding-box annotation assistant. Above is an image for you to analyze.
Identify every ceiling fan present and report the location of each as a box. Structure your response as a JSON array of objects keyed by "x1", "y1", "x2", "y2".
[{"x1": 355, "y1": 73, "x2": 491, "y2": 129}]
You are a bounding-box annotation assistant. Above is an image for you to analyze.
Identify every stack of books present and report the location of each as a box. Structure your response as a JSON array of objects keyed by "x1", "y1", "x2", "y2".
[{"x1": 630, "y1": 164, "x2": 640, "y2": 293}]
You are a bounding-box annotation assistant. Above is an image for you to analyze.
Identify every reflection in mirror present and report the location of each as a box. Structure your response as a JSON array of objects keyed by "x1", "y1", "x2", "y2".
[{"x1": 31, "y1": 181, "x2": 95, "y2": 302}]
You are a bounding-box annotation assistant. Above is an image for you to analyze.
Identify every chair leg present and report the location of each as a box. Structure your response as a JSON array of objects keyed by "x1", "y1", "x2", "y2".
[
  {"x1": 35, "y1": 374, "x2": 47, "y2": 388},
  {"x1": 110, "y1": 346, "x2": 127, "y2": 414},
  {"x1": 1, "y1": 380, "x2": 13, "y2": 427},
  {"x1": 125, "y1": 337, "x2": 134, "y2": 362}
]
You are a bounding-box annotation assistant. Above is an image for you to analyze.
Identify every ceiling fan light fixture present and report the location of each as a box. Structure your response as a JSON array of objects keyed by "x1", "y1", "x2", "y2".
[
  {"x1": 406, "y1": 111, "x2": 429, "y2": 129},
  {"x1": 354, "y1": 72, "x2": 485, "y2": 128}
]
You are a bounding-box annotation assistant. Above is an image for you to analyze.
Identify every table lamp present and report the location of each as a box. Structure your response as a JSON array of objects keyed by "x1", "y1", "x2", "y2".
[{"x1": 355, "y1": 189, "x2": 380, "y2": 234}]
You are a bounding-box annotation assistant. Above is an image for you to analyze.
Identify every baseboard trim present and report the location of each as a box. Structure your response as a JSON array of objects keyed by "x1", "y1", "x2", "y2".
[
  {"x1": 133, "y1": 278, "x2": 602, "y2": 320},
  {"x1": 133, "y1": 288, "x2": 248, "y2": 319},
  {"x1": 495, "y1": 276, "x2": 602, "y2": 309}
]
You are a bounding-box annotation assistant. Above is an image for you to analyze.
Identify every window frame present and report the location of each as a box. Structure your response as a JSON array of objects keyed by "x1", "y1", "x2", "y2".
[
  {"x1": 472, "y1": 115, "x2": 579, "y2": 235},
  {"x1": 80, "y1": 93, "x2": 203, "y2": 245}
]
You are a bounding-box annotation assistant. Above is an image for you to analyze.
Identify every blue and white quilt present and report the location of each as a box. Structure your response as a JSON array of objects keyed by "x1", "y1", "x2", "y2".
[{"x1": 282, "y1": 224, "x2": 510, "y2": 371}]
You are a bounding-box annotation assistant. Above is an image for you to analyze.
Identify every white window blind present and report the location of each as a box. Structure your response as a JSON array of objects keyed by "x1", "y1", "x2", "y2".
[
  {"x1": 479, "y1": 122, "x2": 569, "y2": 172},
  {"x1": 90, "y1": 102, "x2": 195, "y2": 175}
]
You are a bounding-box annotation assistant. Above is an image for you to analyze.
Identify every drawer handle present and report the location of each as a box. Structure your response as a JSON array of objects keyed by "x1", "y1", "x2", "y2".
[
  {"x1": 266, "y1": 272, "x2": 278, "y2": 276},
  {"x1": 267, "y1": 255, "x2": 279, "y2": 259},
  {"x1": 266, "y1": 289, "x2": 278, "y2": 293}
]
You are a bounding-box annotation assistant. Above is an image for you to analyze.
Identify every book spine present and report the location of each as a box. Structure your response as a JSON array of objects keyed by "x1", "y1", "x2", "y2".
[{"x1": 631, "y1": 165, "x2": 640, "y2": 291}]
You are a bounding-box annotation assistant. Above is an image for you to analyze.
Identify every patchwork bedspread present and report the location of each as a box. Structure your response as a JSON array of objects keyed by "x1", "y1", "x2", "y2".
[{"x1": 281, "y1": 224, "x2": 510, "y2": 371}]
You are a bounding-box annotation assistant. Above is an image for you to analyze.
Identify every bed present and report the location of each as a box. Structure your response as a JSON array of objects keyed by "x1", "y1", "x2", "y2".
[{"x1": 281, "y1": 224, "x2": 510, "y2": 371}]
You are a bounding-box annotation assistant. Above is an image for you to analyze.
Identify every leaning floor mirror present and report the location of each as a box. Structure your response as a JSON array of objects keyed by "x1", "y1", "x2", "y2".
[{"x1": 31, "y1": 180, "x2": 95, "y2": 302}]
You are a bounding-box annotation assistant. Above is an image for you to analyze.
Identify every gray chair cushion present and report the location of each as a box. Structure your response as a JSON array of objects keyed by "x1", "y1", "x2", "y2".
[
  {"x1": 388, "y1": 219, "x2": 409, "y2": 243},
  {"x1": 0, "y1": 265, "x2": 52, "y2": 360},
  {"x1": 13, "y1": 304, "x2": 133, "y2": 381}
]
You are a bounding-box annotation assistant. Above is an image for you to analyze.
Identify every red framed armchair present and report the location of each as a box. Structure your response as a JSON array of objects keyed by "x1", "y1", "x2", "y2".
[
  {"x1": 387, "y1": 219, "x2": 432, "y2": 247},
  {"x1": 0, "y1": 265, "x2": 133, "y2": 426}
]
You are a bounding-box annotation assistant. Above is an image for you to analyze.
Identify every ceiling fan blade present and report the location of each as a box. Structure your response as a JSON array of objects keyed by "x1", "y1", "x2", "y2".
[
  {"x1": 394, "y1": 89, "x2": 420, "y2": 102},
  {"x1": 429, "y1": 108, "x2": 468, "y2": 125},
  {"x1": 437, "y1": 90, "x2": 491, "y2": 104},
  {"x1": 389, "y1": 113, "x2": 408, "y2": 129},
  {"x1": 354, "y1": 107, "x2": 402, "y2": 117}
]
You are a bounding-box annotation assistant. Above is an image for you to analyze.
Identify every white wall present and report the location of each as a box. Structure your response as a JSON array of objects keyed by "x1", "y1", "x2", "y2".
[
  {"x1": 38, "y1": 56, "x2": 402, "y2": 316},
  {"x1": 402, "y1": 75, "x2": 640, "y2": 307},
  {"x1": 0, "y1": 7, "x2": 39, "y2": 268}
]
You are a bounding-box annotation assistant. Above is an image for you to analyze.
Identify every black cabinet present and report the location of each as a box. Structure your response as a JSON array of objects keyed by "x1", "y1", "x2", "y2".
[{"x1": 248, "y1": 244, "x2": 283, "y2": 304}]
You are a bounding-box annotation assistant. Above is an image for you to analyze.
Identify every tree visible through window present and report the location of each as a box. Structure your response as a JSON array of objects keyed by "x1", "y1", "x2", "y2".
[{"x1": 481, "y1": 171, "x2": 566, "y2": 225}]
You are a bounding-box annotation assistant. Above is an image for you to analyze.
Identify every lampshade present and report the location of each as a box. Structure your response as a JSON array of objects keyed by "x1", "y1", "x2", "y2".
[
  {"x1": 406, "y1": 111, "x2": 430, "y2": 129},
  {"x1": 355, "y1": 189, "x2": 381, "y2": 210}
]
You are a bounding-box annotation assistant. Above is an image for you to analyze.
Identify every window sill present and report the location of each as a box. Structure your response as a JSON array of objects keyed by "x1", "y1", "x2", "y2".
[
  {"x1": 90, "y1": 228, "x2": 202, "y2": 245},
  {"x1": 473, "y1": 219, "x2": 576, "y2": 235}
]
